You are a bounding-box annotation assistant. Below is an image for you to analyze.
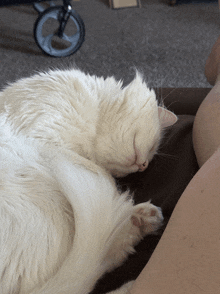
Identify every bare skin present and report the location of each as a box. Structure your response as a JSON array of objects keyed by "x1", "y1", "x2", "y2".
[
  {"x1": 194, "y1": 35, "x2": 220, "y2": 167},
  {"x1": 129, "y1": 35, "x2": 220, "y2": 294}
]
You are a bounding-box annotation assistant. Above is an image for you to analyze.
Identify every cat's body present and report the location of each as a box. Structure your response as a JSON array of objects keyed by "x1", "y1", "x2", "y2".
[{"x1": 0, "y1": 69, "x2": 177, "y2": 294}]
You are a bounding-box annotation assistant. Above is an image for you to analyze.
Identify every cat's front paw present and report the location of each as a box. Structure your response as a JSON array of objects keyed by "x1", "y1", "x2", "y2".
[{"x1": 132, "y1": 201, "x2": 163, "y2": 236}]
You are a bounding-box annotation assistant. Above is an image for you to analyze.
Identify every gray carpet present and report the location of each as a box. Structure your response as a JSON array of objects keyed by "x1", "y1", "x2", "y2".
[{"x1": 0, "y1": 0, "x2": 219, "y2": 89}]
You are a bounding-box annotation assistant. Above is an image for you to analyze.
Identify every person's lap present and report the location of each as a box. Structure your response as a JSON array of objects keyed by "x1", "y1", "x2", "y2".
[
  {"x1": 193, "y1": 81, "x2": 220, "y2": 167},
  {"x1": 129, "y1": 36, "x2": 220, "y2": 294},
  {"x1": 130, "y1": 147, "x2": 220, "y2": 293}
]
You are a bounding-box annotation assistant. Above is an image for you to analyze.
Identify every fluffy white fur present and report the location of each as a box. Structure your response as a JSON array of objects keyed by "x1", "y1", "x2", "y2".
[{"x1": 0, "y1": 69, "x2": 177, "y2": 294}]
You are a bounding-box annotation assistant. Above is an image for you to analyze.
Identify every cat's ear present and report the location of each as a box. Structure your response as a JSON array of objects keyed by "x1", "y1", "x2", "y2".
[{"x1": 158, "y1": 107, "x2": 178, "y2": 128}]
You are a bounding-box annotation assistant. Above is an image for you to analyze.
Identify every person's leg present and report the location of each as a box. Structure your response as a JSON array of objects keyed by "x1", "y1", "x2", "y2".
[
  {"x1": 129, "y1": 36, "x2": 220, "y2": 294},
  {"x1": 130, "y1": 148, "x2": 220, "y2": 294},
  {"x1": 205, "y1": 36, "x2": 220, "y2": 86},
  {"x1": 193, "y1": 35, "x2": 220, "y2": 167}
]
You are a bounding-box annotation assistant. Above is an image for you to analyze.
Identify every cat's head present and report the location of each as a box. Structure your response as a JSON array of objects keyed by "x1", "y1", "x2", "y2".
[{"x1": 94, "y1": 72, "x2": 177, "y2": 177}]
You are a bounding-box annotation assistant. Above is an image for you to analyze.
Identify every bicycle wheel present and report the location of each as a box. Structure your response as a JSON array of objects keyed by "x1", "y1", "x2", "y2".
[{"x1": 34, "y1": 5, "x2": 85, "y2": 57}]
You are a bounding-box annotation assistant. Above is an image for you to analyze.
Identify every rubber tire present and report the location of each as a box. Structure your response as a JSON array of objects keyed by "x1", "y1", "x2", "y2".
[{"x1": 34, "y1": 5, "x2": 85, "y2": 57}]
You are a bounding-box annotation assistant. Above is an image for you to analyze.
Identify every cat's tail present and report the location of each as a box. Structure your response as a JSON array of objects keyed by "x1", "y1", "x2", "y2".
[{"x1": 31, "y1": 148, "x2": 133, "y2": 294}]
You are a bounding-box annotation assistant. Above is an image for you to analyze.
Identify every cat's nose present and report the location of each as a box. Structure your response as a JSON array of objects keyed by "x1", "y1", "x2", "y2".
[{"x1": 138, "y1": 160, "x2": 148, "y2": 172}]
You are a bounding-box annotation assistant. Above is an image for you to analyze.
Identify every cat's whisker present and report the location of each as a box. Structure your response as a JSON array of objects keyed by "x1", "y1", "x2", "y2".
[
  {"x1": 155, "y1": 151, "x2": 179, "y2": 160},
  {"x1": 162, "y1": 88, "x2": 177, "y2": 102},
  {"x1": 156, "y1": 87, "x2": 178, "y2": 111},
  {"x1": 165, "y1": 100, "x2": 179, "y2": 110}
]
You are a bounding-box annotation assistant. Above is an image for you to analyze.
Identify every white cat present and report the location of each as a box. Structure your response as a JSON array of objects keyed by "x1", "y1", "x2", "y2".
[{"x1": 0, "y1": 69, "x2": 177, "y2": 294}]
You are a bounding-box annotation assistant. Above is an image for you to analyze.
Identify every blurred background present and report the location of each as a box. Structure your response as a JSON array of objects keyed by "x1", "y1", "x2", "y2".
[{"x1": 0, "y1": 0, "x2": 219, "y2": 89}]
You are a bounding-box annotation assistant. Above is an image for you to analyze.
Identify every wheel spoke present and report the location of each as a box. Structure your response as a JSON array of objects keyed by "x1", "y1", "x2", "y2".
[
  {"x1": 61, "y1": 31, "x2": 80, "y2": 44},
  {"x1": 41, "y1": 34, "x2": 54, "y2": 54}
]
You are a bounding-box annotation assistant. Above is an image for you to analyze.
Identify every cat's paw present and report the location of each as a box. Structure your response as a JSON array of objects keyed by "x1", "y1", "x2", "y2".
[{"x1": 131, "y1": 201, "x2": 163, "y2": 236}]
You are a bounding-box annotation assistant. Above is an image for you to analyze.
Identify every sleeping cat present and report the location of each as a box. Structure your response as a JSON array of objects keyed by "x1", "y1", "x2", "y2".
[{"x1": 0, "y1": 69, "x2": 177, "y2": 294}]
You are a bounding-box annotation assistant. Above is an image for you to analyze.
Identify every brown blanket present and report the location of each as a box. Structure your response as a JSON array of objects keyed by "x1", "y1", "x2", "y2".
[{"x1": 91, "y1": 114, "x2": 199, "y2": 293}]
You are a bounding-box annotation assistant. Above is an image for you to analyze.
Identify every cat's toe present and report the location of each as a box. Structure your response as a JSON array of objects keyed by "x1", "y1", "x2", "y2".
[{"x1": 131, "y1": 201, "x2": 163, "y2": 236}]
